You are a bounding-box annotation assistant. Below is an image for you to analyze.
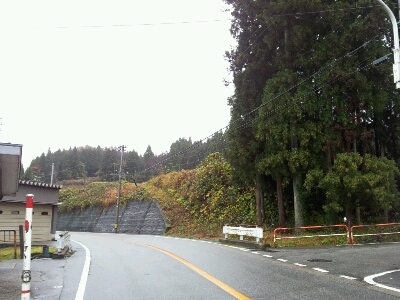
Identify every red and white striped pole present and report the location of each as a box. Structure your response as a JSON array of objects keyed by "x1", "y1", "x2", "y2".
[{"x1": 21, "y1": 194, "x2": 34, "y2": 300}]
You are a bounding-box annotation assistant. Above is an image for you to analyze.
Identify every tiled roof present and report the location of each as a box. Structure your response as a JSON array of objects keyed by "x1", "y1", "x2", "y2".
[{"x1": 18, "y1": 180, "x2": 62, "y2": 189}]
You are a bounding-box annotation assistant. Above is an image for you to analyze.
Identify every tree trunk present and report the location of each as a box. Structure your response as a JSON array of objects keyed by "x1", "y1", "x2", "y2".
[
  {"x1": 391, "y1": 127, "x2": 397, "y2": 162},
  {"x1": 261, "y1": 175, "x2": 265, "y2": 221},
  {"x1": 326, "y1": 142, "x2": 332, "y2": 173},
  {"x1": 277, "y1": 176, "x2": 285, "y2": 228},
  {"x1": 345, "y1": 202, "x2": 352, "y2": 229},
  {"x1": 384, "y1": 208, "x2": 389, "y2": 223},
  {"x1": 291, "y1": 124, "x2": 303, "y2": 228},
  {"x1": 380, "y1": 148, "x2": 387, "y2": 223},
  {"x1": 255, "y1": 178, "x2": 263, "y2": 226},
  {"x1": 353, "y1": 147, "x2": 360, "y2": 225},
  {"x1": 293, "y1": 175, "x2": 302, "y2": 228}
]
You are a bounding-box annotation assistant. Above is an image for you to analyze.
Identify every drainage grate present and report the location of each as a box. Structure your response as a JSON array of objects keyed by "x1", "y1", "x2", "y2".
[{"x1": 307, "y1": 259, "x2": 332, "y2": 262}]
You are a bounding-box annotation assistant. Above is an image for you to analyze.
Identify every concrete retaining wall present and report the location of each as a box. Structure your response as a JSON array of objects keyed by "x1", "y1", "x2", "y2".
[{"x1": 57, "y1": 200, "x2": 166, "y2": 235}]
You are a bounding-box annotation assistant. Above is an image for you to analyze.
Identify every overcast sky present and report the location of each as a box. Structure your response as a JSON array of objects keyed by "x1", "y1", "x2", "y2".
[{"x1": 0, "y1": 0, "x2": 235, "y2": 168}]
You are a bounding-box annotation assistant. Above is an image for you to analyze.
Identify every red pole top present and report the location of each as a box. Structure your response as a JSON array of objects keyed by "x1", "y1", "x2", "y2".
[{"x1": 26, "y1": 194, "x2": 34, "y2": 208}]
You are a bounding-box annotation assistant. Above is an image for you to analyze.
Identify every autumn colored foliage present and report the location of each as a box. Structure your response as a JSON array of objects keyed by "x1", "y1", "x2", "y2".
[{"x1": 59, "y1": 153, "x2": 257, "y2": 237}]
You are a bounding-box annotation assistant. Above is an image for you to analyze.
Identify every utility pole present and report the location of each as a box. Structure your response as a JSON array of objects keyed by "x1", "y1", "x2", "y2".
[
  {"x1": 50, "y1": 163, "x2": 54, "y2": 185},
  {"x1": 376, "y1": 0, "x2": 400, "y2": 89},
  {"x1": 114, "y1": 145, "x2": 126, "y2": 233}
]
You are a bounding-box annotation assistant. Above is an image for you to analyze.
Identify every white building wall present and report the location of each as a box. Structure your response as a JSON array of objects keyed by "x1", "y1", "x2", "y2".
[{"x1": 0, "y1": 202, "x2": 53, "y2": 242}]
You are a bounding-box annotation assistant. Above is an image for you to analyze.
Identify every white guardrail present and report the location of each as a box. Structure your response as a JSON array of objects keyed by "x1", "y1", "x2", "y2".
[
  {"x1": 55, "y1": 231, "x2": 71, "y2": 253},
  {"x1": 223, "y1": 225, "x2": 263, "y2": 242}
]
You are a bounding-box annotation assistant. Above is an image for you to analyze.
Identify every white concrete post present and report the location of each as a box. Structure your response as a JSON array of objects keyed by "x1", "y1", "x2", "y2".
[{"x1": 21, "y1": 194, "x2": 34, "y2": 300}]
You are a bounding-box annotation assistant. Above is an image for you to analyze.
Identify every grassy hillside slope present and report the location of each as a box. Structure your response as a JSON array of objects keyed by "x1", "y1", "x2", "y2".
[{"x1": 59, "y1": 153, "x2": 257, "y2": 239}]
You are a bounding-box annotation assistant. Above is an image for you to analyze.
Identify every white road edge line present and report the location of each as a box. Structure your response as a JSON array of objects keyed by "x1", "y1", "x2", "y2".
[
  {"x1": 293, "y1": 263, "x2": 306, "y2": 267},
  {"x1": 263, "y1": 254, "x2": 273, "y2": 258},
  {"x1": 340, "y1": 275, "x2": 357, "y2": 280},
  {"x1": 72, "y1": 240, "x2": 91, "y2": 300},
  {"x1": 364, "y1": 270, "x2": 400, "y2": 293},
  {"x1": 313, "y1": 268, "x2": 329, "y2": 273}
]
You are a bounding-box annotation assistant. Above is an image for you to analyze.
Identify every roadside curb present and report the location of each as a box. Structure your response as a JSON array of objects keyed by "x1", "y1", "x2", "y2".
[{"x1": 218, "y1": 238, "x2": 270, "y2": 251}]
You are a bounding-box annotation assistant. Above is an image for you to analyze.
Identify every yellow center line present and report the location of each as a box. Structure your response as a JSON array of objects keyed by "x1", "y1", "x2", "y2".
[{"x1": 125, "y1": 240, "x2": 251, "y2": 300}]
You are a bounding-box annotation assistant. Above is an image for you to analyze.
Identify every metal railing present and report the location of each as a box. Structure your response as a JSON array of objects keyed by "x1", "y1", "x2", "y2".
[
  {"x1": 350, "y1": 223, "x2": 400, "y2": 244},
  {"x1": 223, "y1": 224, "x2": 263, "y2": 242},
  {"x1": 0, "y1": 230, "x2": 17, "y2": 259},
  {"x1": 273, "y1": 225, "x2": 350, "y2": 247}
]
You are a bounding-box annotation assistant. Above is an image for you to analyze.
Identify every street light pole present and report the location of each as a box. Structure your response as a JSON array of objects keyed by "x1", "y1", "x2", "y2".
[
  {"x1": 398, "y1": 0, "x2": 400, "y2": 20},
  {"x1": 376, "y1": 0, "x2": 400, "y2": 89},
  {"x1": 114, "y1": 145, "x2": 126, "y2": 233}
]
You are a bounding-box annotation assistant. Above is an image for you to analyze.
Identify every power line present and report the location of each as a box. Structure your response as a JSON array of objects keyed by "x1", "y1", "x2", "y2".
[
  {"x1": 229, "y1": 31, "x2": 385, "y2": 131},
  {"x1": 267, "y1": 5, "x2": 382, "y2": 17},
  {"x1": 110, "y1": 19, "x2": 231, "y2": 26},
  {"x1": 234, "y1": 61, "x2": 381, "y2": 132},
  {"x1": 223, "y1": 3, "x2": 385, "y2": 89},
  {"x1": 137, "y1": 50, "x2": 387, "y2": 177},
  {"x1": 7, "y1": 5, "x2": 383, "y2": 30},
  {"x1": 10, "y1": 19, "x2": 232, "y2": 31}
]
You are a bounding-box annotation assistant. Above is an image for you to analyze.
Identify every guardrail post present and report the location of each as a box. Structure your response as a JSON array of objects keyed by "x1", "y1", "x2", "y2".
[
  {"x1": 19, "y1": 225, "x2": 24, "y2": 259},
  {"x1": 21, "y1": 194, "x2": 34, "y2": 300},
  {"x1": 56, "y1": 233, "x2": 64, "y2": 252},
  {"x1": 273, "y1": 228, "x2": 278, "y2": 248},
  {"x1": 56, "y1": 231, "x2": 71, "y2": 253},
  {"x1": 13, "y1": 230, "x2": 16, "y2": 259}
]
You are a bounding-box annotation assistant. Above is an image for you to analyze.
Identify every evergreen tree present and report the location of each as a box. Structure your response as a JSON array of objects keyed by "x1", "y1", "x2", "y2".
[
  {"x1": 169, "y1": 138, "x2": 193, "y2": 171},
  {"x1": 125, "y1": 149, "x2": 141, "y2": 180},
  {"x1": 225, "y1": 0, "x2": 399, "y2": 226},
  {"x1": 223, "y1": 0, "x2": 277, "y2": 225},
  {"x1": 99, "y1": 148, "x2": 118, "y2": 181}
]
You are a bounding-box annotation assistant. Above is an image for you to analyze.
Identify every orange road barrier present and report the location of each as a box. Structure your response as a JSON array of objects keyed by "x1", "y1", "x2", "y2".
[
  {"x1": 350, "y1": 223, "x2": 400, "y2": 244},
  {"x1": 273, "y1": 225, "x2": 350, "y2": 248}
]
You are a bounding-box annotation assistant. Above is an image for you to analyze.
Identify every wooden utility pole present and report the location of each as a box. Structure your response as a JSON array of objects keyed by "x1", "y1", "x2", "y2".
[{"x1": 114, "y1": 145, "x2": 126, "y2": 233}]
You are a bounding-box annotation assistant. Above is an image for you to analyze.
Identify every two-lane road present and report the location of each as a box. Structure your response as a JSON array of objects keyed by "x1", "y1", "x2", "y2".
[{"x1": 61, "y1": 232, "x2": 400, "y2": 299}]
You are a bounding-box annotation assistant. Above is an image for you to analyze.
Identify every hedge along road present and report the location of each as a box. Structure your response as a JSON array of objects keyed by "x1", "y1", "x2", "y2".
[{"x1": 63, "y1": 232, "x2": 400, "y2": 300}]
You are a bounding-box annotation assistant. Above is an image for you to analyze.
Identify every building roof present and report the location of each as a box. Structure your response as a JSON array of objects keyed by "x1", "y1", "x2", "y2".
[
  {"x1": 19, "y1": 180, "x2": 62, "y2": 189},
  {"x1": 0, "y1": 181, "x2": 62, "y2": 205},
  {"x1": 0, "y1": 199, "x2": 61, "y2": 205}
]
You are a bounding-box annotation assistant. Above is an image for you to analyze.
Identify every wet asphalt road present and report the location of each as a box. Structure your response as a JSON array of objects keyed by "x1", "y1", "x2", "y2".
[{"x1": 61, "y1": 232, "x2": 400, "y2": 299}]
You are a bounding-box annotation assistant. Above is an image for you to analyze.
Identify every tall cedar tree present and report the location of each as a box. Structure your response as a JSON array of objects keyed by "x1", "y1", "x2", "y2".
[
  {"x1": 224, "y1": 0, "x2": 276, "y2": 225},
  {"x1": 224, "y1": 0, "x2": 399, "y2": 227}
]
